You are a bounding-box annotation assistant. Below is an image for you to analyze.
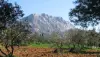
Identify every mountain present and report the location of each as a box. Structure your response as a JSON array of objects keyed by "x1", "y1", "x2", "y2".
[{"x1": 22, "y1": 13, "x2": 74, "y2": 34}]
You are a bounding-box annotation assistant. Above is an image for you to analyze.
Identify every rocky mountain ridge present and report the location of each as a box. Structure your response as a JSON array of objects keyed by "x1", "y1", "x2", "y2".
[{"x1": 22, "y1": 13, "x2": 74, "y2": 34}]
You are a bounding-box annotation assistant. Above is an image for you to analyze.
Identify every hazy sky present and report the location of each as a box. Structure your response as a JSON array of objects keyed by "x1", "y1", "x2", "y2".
[{"x1": 9, "y1": 0, "x2": 75, "y2": 21}]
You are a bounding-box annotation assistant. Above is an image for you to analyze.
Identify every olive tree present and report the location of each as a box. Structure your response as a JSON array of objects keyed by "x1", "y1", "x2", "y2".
[
  {"x1": 65, "y1": 29, "x2": 87, "y2": 52},
  {"x1": 0, "y1": 0, "x2": 25, "y2": 56},
  {"x1": 50, "y1": 32, "x2": 64, "y2": 53},
  {"x1": 87, "y1": 29, "x2": 100, "y2": 48},
  {"x1": 0, "y1": 21, "x2": 31, "y2": 57}
]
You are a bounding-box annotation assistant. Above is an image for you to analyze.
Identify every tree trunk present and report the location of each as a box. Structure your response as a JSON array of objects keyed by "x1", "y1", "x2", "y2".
[{"x1": 0, "y1": 49, "x2": 7, "y2": 56}]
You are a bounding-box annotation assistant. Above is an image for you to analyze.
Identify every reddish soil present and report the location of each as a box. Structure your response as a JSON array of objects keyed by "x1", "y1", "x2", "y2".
[{"x1": 0, "y1": 46, "x2": 100, "y2": 57}]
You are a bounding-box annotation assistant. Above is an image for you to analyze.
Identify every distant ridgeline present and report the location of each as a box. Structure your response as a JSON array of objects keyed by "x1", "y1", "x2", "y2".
[{"x1": 21, "y1": 13, "x2": 74, "y2": 35}]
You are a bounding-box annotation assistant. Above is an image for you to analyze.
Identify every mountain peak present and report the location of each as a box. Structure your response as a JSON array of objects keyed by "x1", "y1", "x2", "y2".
[
  {"x1": 33, "y1": 13, "x2": 39, "y2": 17},
  {"x1": 23, "y1": 13, "x2": 74, "y2": 34}
]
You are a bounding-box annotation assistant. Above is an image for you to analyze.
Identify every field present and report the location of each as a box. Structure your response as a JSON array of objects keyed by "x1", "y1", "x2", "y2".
[
  {"x1": 0, "y1": 45, "x2": 100, "y2": 57},
  {"x1": 11, "y1": 47, "x2": 100, "y2": 57}
]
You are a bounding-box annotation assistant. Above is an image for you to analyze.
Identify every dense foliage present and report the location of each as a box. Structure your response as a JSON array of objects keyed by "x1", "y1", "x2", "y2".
[
  {"x1": 0, "y1": 0, "x2": 31, "y2": 57},
  {"x1": 69, "y1": 0, "x2": 100, "y2": 27}
]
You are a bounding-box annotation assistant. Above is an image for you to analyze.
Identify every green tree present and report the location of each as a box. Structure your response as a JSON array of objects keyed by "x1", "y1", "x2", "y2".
[
  {"x1": 0, "y1": 21, "x2": 31, "y2": 57},
  {"x1": 66, "y1": 29, "x2": 87, "y2": 52},
  {"x1": 87, "y1": 29, "x2": 99, "y2": 47},
  {"x1": 69, "y1": 0, "x2": 100, "y2": 27},
  {"x1": 0, "y1": 0, "x2": 24, "y2": 30},
  {"x1": 29, "y1": 32, "x2": 40, "y2": 44},
  {"x1": 0, "y1": 0, "x2": 24, "y2": 57},
  {"x1": 50, "y1": 32, "x2": 64, "y2": 53}
]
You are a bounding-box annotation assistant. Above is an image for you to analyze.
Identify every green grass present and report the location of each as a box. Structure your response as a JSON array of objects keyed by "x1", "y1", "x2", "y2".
[
  {"x1": 29, "y1": 43, "x2": 100, "y2": 51},
  {"x1": 29, "y1": 43, "x2": 51, "y2": 48},
  {"x1": 29, "y1": 43, "x2": 76, "y2": 48},
  {"x1": 85, "y1": 47, "x2": 100, "y2": 51}
]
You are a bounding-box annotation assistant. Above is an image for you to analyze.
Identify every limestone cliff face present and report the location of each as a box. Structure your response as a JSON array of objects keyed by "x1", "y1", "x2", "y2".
[{"x1": 22, "y1": 13, "x2": 74, "y2": 34}]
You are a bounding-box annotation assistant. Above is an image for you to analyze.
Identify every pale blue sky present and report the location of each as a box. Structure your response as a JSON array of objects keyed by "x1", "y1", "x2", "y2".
[{"x1": 9, "y1": 0, "x2": 75, "y2": 21}]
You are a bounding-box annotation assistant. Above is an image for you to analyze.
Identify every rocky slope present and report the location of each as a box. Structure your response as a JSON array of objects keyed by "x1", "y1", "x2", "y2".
[{"x1": 22, "y1": 13, "x2": 74, "y2": 34}]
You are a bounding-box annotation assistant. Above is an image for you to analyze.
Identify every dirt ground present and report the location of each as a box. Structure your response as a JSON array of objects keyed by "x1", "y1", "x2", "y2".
[{"x1": 0, "y1": 46, "x2": 100, "y2": 57}]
